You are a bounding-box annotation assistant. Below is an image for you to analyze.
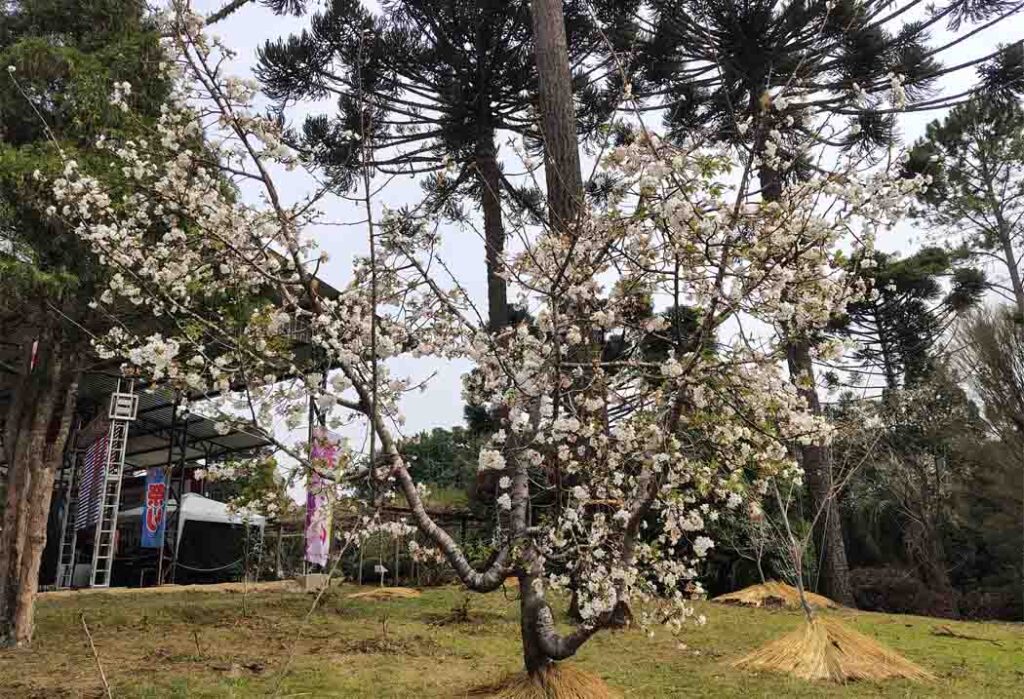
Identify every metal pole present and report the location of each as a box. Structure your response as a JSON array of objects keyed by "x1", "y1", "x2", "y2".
[
  {"x1": 156, "y1": 392, "x2": 179, "y2": 586},
  {"x1": 169, "y1": 413, "x2": 188, "y2": 583},
  {"x1": 275, "y1": 526, "x2": 283, "y2": 579},
  {"x1": 394, "y1": 534, "x2": 400, "y2": 586},
  {"x1": 304, "y1": 393, "x2": 315, "y2": 573},
  {"x1": 54, "y1": 418, "x2": 81, "y2": 588}
]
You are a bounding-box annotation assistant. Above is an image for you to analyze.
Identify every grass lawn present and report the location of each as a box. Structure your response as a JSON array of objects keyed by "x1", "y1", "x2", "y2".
[{"x1": 0, "y1": 581, "x2": 1020, "y2": 697}]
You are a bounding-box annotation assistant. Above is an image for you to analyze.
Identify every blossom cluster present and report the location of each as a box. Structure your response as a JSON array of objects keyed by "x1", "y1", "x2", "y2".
[{"x1": 456, "y1": 133, "x2": 924, "y2": 624}]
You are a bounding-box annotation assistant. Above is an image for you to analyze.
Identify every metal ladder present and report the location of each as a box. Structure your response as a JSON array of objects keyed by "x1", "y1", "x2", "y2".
[
  {"x1": 89, "y1": 382, "x2": 138, "y2": 588},
  {"x1": 55, "y1": 451, "x2": 81, "y2": 589}
]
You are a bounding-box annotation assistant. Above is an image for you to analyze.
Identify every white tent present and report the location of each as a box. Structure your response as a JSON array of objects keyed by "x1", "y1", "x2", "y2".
[{"x1": 120, "y1": 492, "x2": 266, "y2": 549}]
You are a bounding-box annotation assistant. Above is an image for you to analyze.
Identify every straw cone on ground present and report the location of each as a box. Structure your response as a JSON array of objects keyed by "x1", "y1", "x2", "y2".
[
  {"x1": 468, "y1": 663, "x2": 618, "y2": 699},
  {"x1": 713, "y1": 581, "x2": 839, "y2": 610},
  {"x1": 733, "y1": 616, "x2": 934, "y2": 682}
]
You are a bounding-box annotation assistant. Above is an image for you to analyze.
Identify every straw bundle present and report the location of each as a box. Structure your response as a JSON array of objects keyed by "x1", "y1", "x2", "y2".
[
  {"x1": 733, "y1": 616, "x2": 933, "y2": 682},
  {"x1": 468, "y1": 663, "x2": 618, "y2": 699},
  {"x1": 712, "y1": 581, "x2": 838, "y2": 610},
  {"x1": 347, "y1": 587, "x2": 422, "y2": 601}
]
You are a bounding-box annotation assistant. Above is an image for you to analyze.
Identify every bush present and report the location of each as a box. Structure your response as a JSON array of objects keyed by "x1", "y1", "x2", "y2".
[
  {"x1": 850, "y1": 567, "x2": 958, "y2": 618},
  {"x1": 956, "y1": 587, "x2": 1022, "y2": 622}
]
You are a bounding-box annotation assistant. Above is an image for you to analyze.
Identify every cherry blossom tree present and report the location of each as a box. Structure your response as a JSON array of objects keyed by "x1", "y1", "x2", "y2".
[{"x1": 41, "y1": 3, "x2": 928, "y2": 686}]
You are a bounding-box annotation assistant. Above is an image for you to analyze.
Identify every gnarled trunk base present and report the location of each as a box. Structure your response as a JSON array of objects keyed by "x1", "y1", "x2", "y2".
[{"x1": 468, "y1": 663, "x2": 617, "y2": 698}]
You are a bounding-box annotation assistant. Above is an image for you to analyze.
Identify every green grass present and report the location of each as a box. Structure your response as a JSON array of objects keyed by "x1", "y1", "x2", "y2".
[{"x1": 1, "y1": 583, "x2": 1020, "y2": 697}]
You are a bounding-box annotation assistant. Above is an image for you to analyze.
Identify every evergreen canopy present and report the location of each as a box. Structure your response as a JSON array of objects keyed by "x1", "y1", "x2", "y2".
[
  {"x1": 905, "y1": 95, "x2": 1024, "y2": 315},
  {"x1": 638, "y1": 0, "x2": 1022, "y2": 160},
  {"x1": 835, "y1": 247, "x2": 986, "y2": 390},
  {"x1": 1, "y1": 0, "x2": 168, "y2": 306},
  {"x1": 256, "y1": 0, "x2": 637, "y2": 196}
]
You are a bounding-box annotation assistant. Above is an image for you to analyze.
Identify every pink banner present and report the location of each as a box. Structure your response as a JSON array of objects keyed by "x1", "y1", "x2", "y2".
[{"x1": 305, "y1": 428, "x2": 339, "y2": 567}]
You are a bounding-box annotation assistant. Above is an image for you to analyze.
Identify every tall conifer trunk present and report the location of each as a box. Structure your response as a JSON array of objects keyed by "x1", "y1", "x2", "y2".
[
  {"x1": 759, "y1": 163, "x2": 855, "y2": 607},
  {"x1": 527, "y1": 0, "x2": 587, "y2": 666},
  {"x1": 785, "y1": 341, "x2": 855, "y2": 607},
  {"x1": 0, "y1": 331, "x2": 79, "y2": 647},
  {"x1": 530, "y1": 0, "x2": 583, "y2": 230},
  {"x1": 530, "y1": 0, "x2": 636, "y2": 633},
  {"x1": 477, "y1": 130, "x2": 509, "y2": 331},
  {"x1": 986, "y1": 181, "x2": 1024, "y2": 319}
]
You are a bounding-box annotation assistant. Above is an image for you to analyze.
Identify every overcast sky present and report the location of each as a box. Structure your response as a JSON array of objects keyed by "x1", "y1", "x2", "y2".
[{"x1": 192, "y1": 0, "x2": 1023, "y2": 443}]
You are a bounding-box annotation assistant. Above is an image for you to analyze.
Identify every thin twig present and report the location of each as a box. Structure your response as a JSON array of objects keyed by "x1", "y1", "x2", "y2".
[{"x1": 81, "y1": 613, "x2": 113, "y2": 699}]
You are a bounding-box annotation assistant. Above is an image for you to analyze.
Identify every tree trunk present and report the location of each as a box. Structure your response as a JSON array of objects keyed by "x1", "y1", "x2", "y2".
[
  {"x1": 476, "y1": 131, "x2": 509, "y2": 331},
  {"x1": 12, "y1": 454, "x2": 58, "y2": 642},
  {"x1": 530, "y1": 0, "x2": 634, "y2": 630},
  {"x1": 530, "y1": 0, "x2": 583, "y2": 229},
  {"x1": 0, "y1": 465, "x2": 28, "y2": 645},
  {"x1": 787, "y1": 341, "x2": 856, "y2": 607},
  {"x1": 0, "y1": 337, "x2": 79, "y2": 647},
  {"x1": 13, "y1": 368, "x2": 78, "y2": 645},
  {"x1": 997, "y1": 228, "x2": 1024, "y2": 320},
  {"x1": 0, "y1": 372, "x2": 43, "y2": 647},
  {"x1": 902, "y1": 497, "x2": 956, "y2": 617},
  {"x1": 519, "y1": 572, "x2": 555, "y2": 676},
  {"x1": 875, "y1": 306, "x2": 900, "y2": 391},
  {"x1": 983, "y1": 167, "x2": 1024, "y2": 320},
  {"x1": 757, "y1": 155, "x2": 855, "y2": 607}
]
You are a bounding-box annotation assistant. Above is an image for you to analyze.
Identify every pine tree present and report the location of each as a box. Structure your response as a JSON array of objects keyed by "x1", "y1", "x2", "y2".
[
  {"x1": 640, "y1": 0, "x2": 1021, "y2": 160},
  {"x1": 0, "y1": 0, "x2": 169, "y2": 646},
  {"x1": 256, "y1": 0, "x2": 637, "y2": 330},
  {"x1": 905, "y1": 95, "x2": 1024, "y2": 320}
]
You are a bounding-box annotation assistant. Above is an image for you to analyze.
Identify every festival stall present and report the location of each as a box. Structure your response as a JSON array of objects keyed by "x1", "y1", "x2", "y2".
[{"x1": 117, "y1": 493, "x2": 266, "y2": 584}]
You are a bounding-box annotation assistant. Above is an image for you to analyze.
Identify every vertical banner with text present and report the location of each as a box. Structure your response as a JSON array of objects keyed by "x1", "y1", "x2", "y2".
[
  {"x1": 141, "y1": 468, "x2": 167, "y2": 548},
  {"x1": 305, "y1": 428, "x2": 339, "y2": 567}
]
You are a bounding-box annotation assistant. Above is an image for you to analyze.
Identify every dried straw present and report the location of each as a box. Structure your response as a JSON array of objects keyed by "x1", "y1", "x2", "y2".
[
  {"x1": 468, "y1": 663, "x2": 618, "y2": 698},
  {"x1": 733, "y1": 616, "x2": 934, "y2": 683},
  {"x1": 712, "y1": 581, "x2": 838, "y2": 610},
  {"x1": 347, "y1": 587, "x2": 422, "y2": 601}
]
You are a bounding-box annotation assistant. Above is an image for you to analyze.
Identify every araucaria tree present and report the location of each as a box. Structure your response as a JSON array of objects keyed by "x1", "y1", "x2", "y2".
[
  {"x1": 256, "y1": 0, "x2": 637, "y2": 330},
  {"x1": 0, "y1": 0, "x2": 168, "y2": 646},
  {"x1": 44, "y1": 4, "x2": 926, "y2": 686},
  {"x1": 835, "y1": 246, "x2": 985, "y2": 391}
]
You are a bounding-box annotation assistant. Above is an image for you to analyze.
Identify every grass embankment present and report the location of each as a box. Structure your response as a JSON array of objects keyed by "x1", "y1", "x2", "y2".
[{"x1": 0, "y1": 581, "x2": 1020, "y2": 697}]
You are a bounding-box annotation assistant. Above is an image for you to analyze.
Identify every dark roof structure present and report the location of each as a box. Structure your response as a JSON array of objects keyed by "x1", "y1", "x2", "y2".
[
  {"x1": 74, "y1": 372, "x2": 271, "y2": 467},
  {"x1": 0, "y1": 370, "x2": 272, "y2": 473}
]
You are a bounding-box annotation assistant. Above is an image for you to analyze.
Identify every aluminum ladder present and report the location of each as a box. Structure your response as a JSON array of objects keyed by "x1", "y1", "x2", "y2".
[
  {"x1": 55, "y1": 450, "x2": 81, "y2": 589},
  {"x1": 89, "y1": 382, "x2": 138, "y2": 588}
]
